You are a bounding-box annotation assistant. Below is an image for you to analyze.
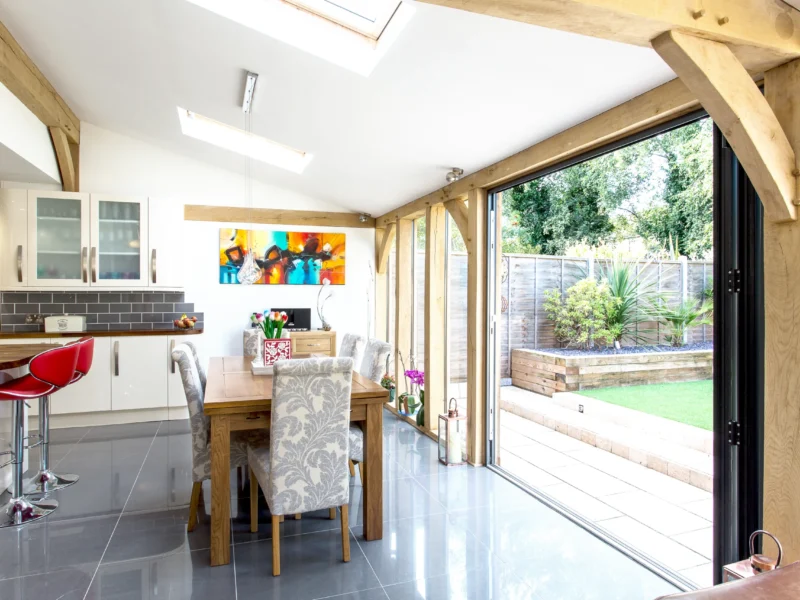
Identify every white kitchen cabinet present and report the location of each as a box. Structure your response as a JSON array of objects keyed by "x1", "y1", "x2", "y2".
[
  {"x1": 49, "y1": 337, "x2": 112, "y2": 415},
  {"x1": 27, "y1": 191, "x2": 91, "y2": 287},
  {"x1": 0, "y1": 189, "x2": 28, "y2": 288},
  {"x1": 90, "y1": 194, "x2": 149, "y2": 287},
  {"x1": 148, "y1": 198, "x2": 184, "y2": 288},
  {"x1": 168, "y1": 336, "x2": 186, "y2": 408},
  {"x1": 111, "y1": 336, "x2": 168, "y2": 410}
]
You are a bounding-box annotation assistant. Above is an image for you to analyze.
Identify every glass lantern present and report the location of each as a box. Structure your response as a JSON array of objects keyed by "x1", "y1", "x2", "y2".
[{"x1": 438, "y1": 398, "x2": 467, "y2": 466}]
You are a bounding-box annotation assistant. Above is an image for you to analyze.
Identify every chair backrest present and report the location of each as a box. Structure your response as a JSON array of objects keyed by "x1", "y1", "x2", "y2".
[
  {"x1": 183, "y1": 340, "x2": 206, "y2": 391},
  {"x1": 359, "y1": 339, "x2": 392, "y2": 383},
  {"x1": 268, "y1": 357, "x2": 354, "y2": 515},
  {"x1": 172, "y1": 343, "x2": 209, "y2": 455},
  {"x1": 29, "y1": 344, "x2": 80, "y2": 389},
  {"x1": 339, "y1": 333, "x2": 366, "y2": 367},
  {"x1": 74, "y1": 336, "x2": 95, "y2": 376}
]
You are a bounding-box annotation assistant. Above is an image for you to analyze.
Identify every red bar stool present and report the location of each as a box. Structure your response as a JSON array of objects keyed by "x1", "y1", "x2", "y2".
[
  {"x1": 0, "y1": 343, "x2": 79, "y2": 527},
  {"x1": 25, "y1": 337, "x2": 94, "y2": 495}
]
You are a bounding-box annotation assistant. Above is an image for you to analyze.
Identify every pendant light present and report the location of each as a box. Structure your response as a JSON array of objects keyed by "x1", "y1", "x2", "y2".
[{"x1": 237, "y1": 71, "x2": 262, "y2": 285}]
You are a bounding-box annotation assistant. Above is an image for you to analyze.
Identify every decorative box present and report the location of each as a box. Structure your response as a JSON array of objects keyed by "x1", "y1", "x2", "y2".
[
  {"x1": 251, "y1": 338, "x2": 293, "y2": 375},
  {"x1": 44, "y1": 315, "x2": 87, "y2": 333}
]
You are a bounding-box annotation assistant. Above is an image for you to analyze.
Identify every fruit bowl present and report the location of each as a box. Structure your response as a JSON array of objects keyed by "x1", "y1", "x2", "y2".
[{"x1": 173, "y1": 314, "x2": 198, "y2": 329}]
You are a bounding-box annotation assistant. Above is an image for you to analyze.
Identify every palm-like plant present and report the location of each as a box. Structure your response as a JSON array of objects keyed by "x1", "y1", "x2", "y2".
[
  {"x1": 597, "y1": 259, "x2": 655, "y2": 345},
  {"x1": 648, "y1": 297, "x2": 713, "y2": 347}
]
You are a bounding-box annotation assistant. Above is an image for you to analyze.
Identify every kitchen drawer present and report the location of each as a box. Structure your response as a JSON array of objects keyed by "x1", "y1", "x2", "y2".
[{"x1": 293, "y1": 337, "x2": 332, "y2": 354}]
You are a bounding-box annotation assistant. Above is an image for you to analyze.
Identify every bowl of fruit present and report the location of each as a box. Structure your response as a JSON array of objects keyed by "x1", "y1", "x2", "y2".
[{"x1": 174, "y1": 314, "x2": 198, "y2": 329}]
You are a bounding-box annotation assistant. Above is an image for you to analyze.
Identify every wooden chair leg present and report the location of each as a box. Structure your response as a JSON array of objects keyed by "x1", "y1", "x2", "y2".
[
  {"x1": 358, "y1": 462, "x2": 364, "y2": 486},
  {"x1": 349, "y1": 460, "x2": 356, "y2": 477},
  {"x1": 187, "y1": 481, "x2": 202, "y2": 533},
  {"x1": 329, "y1": 508, "x2": 336, "y2": 520},
  {"x1": 295, "y1": 513, "x2": 302, "y2": 520},
  {"x1": 249, "y1": 468, "x2": 258, "y2": 533},
  {"x1": 272, "y1": 514, "x2": 281, "y2": 576},
  {"x1": 340, "y1": 504, "x2": 350, "y2": 563}
]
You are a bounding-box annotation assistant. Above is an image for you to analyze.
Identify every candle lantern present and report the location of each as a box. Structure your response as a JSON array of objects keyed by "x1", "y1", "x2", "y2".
[
  {"x1": 438, "y1": 398, "x2": 467, "y2": 466},
  {"x1": 723, "y1": 530, "x2": 783, "y2": 582}
]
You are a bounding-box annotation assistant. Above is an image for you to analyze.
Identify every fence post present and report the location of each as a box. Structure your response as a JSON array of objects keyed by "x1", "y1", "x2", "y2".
[
  {"x1": 533, "y1": 257, "x2": 538, "y2": 349},
  {"x1": 680, "y1": 256, "x2": 689, "y2": 345}
]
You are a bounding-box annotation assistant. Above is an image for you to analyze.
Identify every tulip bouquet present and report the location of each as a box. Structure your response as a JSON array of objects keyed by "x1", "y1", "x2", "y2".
[{"x1": 251, "y1": 311, "x2": 289, "y2": 339}]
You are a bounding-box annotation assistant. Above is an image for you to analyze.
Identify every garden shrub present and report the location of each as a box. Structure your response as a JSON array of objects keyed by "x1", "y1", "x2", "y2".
[{"x1": 544, "y1": 278, "x2": 618, "y2": 349}]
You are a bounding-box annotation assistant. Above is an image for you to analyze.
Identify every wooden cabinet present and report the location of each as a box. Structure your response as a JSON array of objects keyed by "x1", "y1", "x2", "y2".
[
  {"x1": 110, "y1": 336, "x2": 168, "y2": 410},
  {"x1": 290, "y1": 331, "x2": 337, "y2": 357}
]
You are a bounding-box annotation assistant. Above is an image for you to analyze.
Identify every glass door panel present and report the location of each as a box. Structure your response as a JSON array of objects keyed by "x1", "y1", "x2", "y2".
[
  {"x1": 91, "y1": 196, "x2": 148, "y2": 286},
  {"x1": 27, "y1": 192, "x2": 90, "y2": 286}
]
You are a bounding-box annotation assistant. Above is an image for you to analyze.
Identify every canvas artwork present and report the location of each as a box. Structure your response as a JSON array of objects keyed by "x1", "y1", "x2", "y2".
[{"x1": 219, "y1": 229, "x2": 346, "y2": 285}]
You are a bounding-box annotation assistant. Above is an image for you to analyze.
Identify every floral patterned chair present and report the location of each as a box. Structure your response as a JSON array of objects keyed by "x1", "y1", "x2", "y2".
[
  {"x1": 349, "y1": 338, "x2": 392, "y2": 484},
  {"x1": 247, "y1": 357, "x2": 354, "y2": 576},
  {"x1": 171, "y1": 343, "x2": 267, "y2": 532},
  {"x1": 182, "y1": 340, "x2": 206, "y2": 391},
  {"x1": 339, "y1": 333, "x2": 366, "y2": 367}
]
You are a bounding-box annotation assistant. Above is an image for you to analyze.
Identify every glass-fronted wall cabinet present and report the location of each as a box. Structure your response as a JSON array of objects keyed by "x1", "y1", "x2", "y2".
[
  {"x1": 90, "y1": 195, "x2": 148, "y2": 286},
  {"x1": 27, "y1": 192, "x2": 91, "y2": 286}
]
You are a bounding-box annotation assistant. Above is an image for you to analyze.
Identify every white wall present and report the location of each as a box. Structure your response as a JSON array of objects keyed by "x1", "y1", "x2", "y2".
[{"x1": 78, "y1": 123, "x2": 375, "y2": 357}]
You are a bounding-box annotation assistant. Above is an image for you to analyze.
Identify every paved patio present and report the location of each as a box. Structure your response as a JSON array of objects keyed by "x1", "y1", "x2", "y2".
[{"x1": 499, "y1": 408, "x2": 713, "y2": 588}]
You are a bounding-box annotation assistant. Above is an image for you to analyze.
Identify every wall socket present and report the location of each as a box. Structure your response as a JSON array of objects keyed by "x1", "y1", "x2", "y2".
[{"x1": 25, "y1": 314, "x2": 44, "y2": 324}]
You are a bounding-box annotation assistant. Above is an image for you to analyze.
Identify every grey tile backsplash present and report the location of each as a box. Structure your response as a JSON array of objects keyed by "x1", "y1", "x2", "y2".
[{"x1": 0, "y1": 291, "x2": 203, "y2": 333}]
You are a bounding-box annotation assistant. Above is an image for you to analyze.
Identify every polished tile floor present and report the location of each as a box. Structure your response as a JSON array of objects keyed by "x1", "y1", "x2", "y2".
[{"x1": 0, "y1": 412, "x2": 680, "y2": 599}]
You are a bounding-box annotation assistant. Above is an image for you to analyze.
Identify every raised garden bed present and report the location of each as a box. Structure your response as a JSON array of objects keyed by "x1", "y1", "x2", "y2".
[{"x1": 511, "y1": 346, "x2": 713, "y2": 397}]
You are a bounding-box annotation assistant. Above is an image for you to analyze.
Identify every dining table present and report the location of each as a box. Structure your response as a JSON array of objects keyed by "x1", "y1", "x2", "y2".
[{"x1": 203, "y1": 355, "x2": 389, "y2": 567}]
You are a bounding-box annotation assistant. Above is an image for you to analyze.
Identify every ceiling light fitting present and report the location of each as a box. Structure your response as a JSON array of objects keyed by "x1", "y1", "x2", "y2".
[
  {"x1": 359, "y1": 213, "x2": 369, "y2": 223},
  {"x1": 446, "y1": 167, "x2": 464, "y2": 183},
  {"x1": 242, "y1": 71, "x2": 258, "y2": 113}
]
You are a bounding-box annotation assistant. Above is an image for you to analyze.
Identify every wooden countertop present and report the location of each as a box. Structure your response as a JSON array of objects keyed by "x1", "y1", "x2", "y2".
[
  {"x1": 0, "y1": 343, "x2": 61, "y2": 369},
  {"x1": 0, "y1": 328, "x2": 203, "y2": 340}
]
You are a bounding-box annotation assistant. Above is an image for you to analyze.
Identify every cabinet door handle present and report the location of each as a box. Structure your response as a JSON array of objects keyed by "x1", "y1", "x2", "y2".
[
  {"x1": 16, "y1": 245, "x2": 22, "y2": 283},
  {"x1": 81, "y1": 247, "x2": 88, "y2": 283},
  {"x1": 114, "y1": 341, "x2": 119, "y2": 376},
  {"x1": 151, "y1": 249, "x2": 157, "y2": 284},
  {"x1": 91, "y1": 247, "x2": 97, "y2": 283},
  {"x1": 170, "y1": 339, "x2": 175, "y2": 374}
]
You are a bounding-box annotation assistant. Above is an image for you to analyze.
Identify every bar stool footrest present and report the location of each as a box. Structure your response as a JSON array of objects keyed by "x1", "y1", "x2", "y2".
[
  {"x1": 0, "y1": 496, "x2": 58, "y2": 528},
  {"x1": 24, "y1": 470, "x2": 79, "y2": 495}
]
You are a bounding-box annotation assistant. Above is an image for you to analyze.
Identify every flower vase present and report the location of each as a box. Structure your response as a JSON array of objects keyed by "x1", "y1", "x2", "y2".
[{"x1": 263, "y1": 337, "x2": 292, "y2": 368}]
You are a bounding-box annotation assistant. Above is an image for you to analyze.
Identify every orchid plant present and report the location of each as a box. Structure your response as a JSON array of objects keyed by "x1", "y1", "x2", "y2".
[{"x1": 251, "y1": 311, "x2": 288, "y2": 339}]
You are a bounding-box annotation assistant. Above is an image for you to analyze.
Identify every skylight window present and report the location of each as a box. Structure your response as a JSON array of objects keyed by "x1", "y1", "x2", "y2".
[
  {"x1": 186, "y1": 0, "x2": 414, "y2": 76},
  {"x1": 176, "y1": 107, "x2": 312, "y2": 174}
]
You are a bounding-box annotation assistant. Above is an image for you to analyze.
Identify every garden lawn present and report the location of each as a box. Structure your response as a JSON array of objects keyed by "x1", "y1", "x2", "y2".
[{"x1": 575, "y1": 380, "x2": 713, "y2": 431}]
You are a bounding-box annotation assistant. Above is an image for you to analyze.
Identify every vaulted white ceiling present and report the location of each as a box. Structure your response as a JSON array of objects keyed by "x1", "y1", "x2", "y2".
[{"x1": 0, "y1": 0, "x2": 676, "y2": 216}]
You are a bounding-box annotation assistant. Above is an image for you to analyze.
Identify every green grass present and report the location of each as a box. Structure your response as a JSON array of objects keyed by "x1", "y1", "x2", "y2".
[{"x1": 575, "y1": 380, "x2": 713, "y2": 431}]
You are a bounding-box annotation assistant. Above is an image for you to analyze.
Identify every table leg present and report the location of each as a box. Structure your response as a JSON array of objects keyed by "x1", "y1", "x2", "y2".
[
  {"x1": 363, "y1": 403, "x2": 383, "y2": 541},
  {"x1": 210, "y1": 414, "x2": 231, "y2": 566}
]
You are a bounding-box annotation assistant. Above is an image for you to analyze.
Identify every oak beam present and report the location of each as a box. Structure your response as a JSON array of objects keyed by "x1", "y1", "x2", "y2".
[
  {"x1": 0, "y1": 22, "x2": 80, "y2": 144},
  {"x1": 376, "y1": 222, "x2": 396, "y2": 274},
  {"x1": 418, "y1": 0, "x2": 800, "y2": 72},
  {"x1": 375, "y1": 227, "x2": 389, "y2": 342},
  {"x1": 444, "y1": 199, "x2": 468, "y2": 242},
  {"x1": 653, "y1": 30, "x2": 797, "y2": 223},
  {"x1": 394, "y1": 219, "x2": 413, "y2": 389},
  {"x1": 49, "y1": 126, "x2": 76, "y2": 192},
  {"x1": 376, "y1": 78, "x2": 699, "y2": 227},
  {"x1": 424, "y1": 205, "x2": 447, "y2": 432},
  {"x1": 184, "y1": 205, "x2": 375, "y2": 228},
  {"x1": 466, "y1": 188, "x2": 487, "y2": 465},
  {"x1": 764, "y1": 57, "x2": 800, "y2": 563}
]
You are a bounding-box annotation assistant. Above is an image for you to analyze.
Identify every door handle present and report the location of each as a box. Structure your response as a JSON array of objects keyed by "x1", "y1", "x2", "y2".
[
  {"x1": 114, "y1": 341, "x2": 119, "y2": 376},
  {"x1": 151, "y1": 249, "x2": 157, "y2": 284},
  {"x1": 81, "y1": 247, "x2": 88, "y2": 283},
  {"x1": 170, "y1": 339, "x2": 175, "y2": 374},
  {"x1": 91, "y1": 247, "x2": 97, "y2": 283},
  {"x1": 16, "y1": 245, "x2": 22, "y2": 283}
]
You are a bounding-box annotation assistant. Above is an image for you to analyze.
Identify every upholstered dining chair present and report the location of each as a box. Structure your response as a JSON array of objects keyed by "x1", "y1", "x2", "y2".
[
  {"x1": 182, "y1": 340, "x2": 206, "y2": 392},
  {"x1": 248, "y1": 357, "x2": 354, "y2": 576},
  {"x1": 171, "y1": 343, "x2": 266, "y2": 532},
  {"x1": 349, "y1": 338, "x2": 392, "y2": 484},
  {"x1": 339, "y1": 333, "x2": 366, "y2": 367}
]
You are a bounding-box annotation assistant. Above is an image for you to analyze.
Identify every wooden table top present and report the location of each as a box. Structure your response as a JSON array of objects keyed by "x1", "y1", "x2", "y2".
[
  {"x1": 0, "y1": 344, "x2": 61, "y2": 369},
  {"x1": 204, "y1": 356, "x2": 389, "y2": 413}
]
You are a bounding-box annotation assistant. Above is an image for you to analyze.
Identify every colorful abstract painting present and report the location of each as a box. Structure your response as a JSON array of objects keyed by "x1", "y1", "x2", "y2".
[{"x1": 219, "y1": 229, "x2": 346, "y2": 285}]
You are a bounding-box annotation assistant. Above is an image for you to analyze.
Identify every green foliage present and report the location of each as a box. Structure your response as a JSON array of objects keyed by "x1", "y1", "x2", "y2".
[
  {"x1": 648, "y1": 297, "x2": 714, "y2": 347},
  {"x1": 598, "y1": 259, "x2": 655, "y2": 343},
  {"x1": 543, "y1": 278, "x2": 618, "y2": 349}
]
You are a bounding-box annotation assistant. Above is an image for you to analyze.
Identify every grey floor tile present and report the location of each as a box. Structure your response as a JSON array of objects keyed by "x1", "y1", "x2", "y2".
[
  {"x1": 0, "y1": 565, "x2": 95, "y2": 600},
  {"x1": 231, "y1": 499, "x2": 340, "y2": 545},
  {"x1": 383, "y1": 558, "x2": 536, "y2": 600},
  {"x1": 0, "y1": 515, "x2": 118, "y2": 580},
  {"x1": 352, "y1": 514, "x2": 493, "y2": 587},
  {"x1": 102, "y1": 508, "x2": 211, "y2": 563},
  {"x1": 349, "y1": 476, "x2": 446, "y2": 526},
  {"x1": 235, "y1": 529, "x2": 381, "y2": 600},
  {"x1": 314, "y1": 588, "x2": 389, "y2": 600},
  {"x1": 87, "y1": 548, "x2": 235, "y2": 599}
]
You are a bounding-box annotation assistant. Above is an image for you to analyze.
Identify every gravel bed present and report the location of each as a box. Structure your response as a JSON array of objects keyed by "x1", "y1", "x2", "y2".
[{"x1": 540, "y1": 341, "x2": 713, "y2": 357}]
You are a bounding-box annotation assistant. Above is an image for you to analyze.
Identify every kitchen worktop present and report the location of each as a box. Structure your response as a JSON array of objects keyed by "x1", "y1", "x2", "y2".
[{"x1": 0, "y1": 328, "x2": 203, "y2": 339}]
